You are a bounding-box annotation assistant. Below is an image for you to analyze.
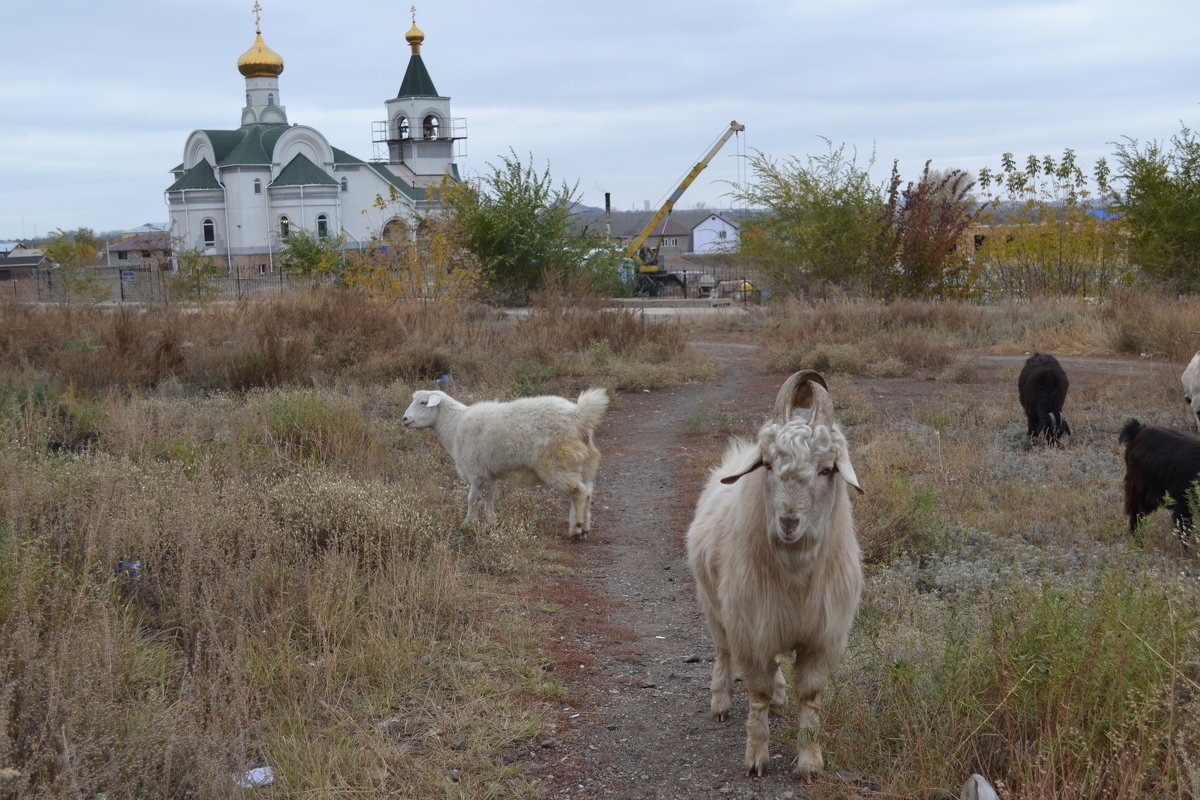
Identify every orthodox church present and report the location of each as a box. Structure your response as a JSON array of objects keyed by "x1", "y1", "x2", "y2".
[{"x1": 165, "y1": 6, "x2": 462, "y2": 276}]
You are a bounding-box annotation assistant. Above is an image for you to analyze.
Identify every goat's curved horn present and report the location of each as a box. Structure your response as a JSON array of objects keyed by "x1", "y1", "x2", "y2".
[{"x1": 773, "y1": 370, "x2": 830, "y2": 424}]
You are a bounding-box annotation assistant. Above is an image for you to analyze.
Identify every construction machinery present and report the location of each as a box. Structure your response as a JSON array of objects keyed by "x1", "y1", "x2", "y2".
[{"x1": 620, "y1": 120, "x2": 745, "y2": 296}]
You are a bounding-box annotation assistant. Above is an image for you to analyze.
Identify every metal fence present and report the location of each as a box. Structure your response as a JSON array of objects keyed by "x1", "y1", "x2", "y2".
[
  {"x1": 0, "y1": 259, "x2": 773, "y2": 305},
  {"x1": 1, "y1": 266, "x2": 304, "y2": 305}
]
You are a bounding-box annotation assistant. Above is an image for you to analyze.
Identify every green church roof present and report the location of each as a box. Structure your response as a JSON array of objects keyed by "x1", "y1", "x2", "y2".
[
  {"x1": 271, "y1": 153, "x2": 339, "y2": 187},
  {"x1": 367, "y1": 163, "x2": 423, "y2": 201},
  {"x1": 166, "y1": 159, "x2": 222, "y2": 191},
  {"x1": 221, "y1": 124, "x2": 291, "y2": 166},
  {"x1": 396, "y1": 54, "x2": 439, "y2": 98},
  {"x1": 332, "y1": 147, "x2": 366, "y2": 165}
]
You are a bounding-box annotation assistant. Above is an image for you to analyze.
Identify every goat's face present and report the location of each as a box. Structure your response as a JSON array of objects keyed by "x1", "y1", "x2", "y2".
[
  {"x1": 401, "y1": 390, "x2": 444, "y2": 428},
  {"x1": 1035, "y1": 412, "x2": 1071, "y2": 443},
  {"x1": 718, "y1": 371, "x2": 862, "y2": 546},
  {"x1": 757, "y1": 420, "x2": 859, "y2": 546}
]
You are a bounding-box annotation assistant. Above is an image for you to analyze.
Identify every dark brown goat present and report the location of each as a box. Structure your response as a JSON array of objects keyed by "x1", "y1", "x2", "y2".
[
  {"x1": 1018, "y1": 353, "x2": 1071, "y2": 444},
  {"x1": 1119, "y1": 418, "x2": 1200, "y2": 535}
]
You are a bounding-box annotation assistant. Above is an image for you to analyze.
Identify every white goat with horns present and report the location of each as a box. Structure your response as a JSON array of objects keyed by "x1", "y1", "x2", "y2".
[
  {"x1": 401, "y1": 387, "x2": 609, "y2": 539},
  {"x1": 686, "y1": 370, "x2": 863, "y2": 779}
]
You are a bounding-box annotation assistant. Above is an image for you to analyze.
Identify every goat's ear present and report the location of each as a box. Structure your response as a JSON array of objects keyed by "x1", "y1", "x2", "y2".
[
  {"x1": 836, "y1": 450, "x2": 863, "y2": 494},
  {"x1": 426, "y1": 393, "x2": 441, "y2": 407},
  {"x1": 720, "y1": 458, "x2": 768, "y2": 485}
]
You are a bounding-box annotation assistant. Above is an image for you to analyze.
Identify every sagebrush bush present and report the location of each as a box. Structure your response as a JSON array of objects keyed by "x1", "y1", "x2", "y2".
[
  {"x1": 833, "y1": 565, "x2": 1200, "y2": 799},
  {"x1": 246, "y1": 389, "x2": 378, "y2": 470}
]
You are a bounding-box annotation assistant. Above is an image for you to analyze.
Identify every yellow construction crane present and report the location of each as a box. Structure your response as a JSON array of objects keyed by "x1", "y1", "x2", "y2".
[{"x1": 621, "y1": 120, "x2": 745, "y2": 295}]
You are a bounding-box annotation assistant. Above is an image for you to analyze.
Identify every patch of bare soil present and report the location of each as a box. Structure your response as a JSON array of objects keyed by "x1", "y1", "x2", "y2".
[{"x1": 534, "y1": 344, "x2": 1180, "y2": 800}]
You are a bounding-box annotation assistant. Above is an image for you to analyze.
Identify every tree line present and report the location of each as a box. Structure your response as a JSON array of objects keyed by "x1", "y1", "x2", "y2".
[
  {"x1": 37, "y1": 122, "x2": 1200, "y2": 304},
  {"x1": 730, "y1": 124, "x2": 1200, "y2": 300}
]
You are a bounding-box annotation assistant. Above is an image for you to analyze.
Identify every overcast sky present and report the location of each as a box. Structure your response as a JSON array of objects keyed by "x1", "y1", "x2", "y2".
[{"x1": 2, "y1": 0, "x2": 1197, "y2": 239}]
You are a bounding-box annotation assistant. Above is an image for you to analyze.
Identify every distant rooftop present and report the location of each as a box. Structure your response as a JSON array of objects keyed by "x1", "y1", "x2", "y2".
[{"x1": 126, "y1": 222, "x2": 169, "y2": 234}]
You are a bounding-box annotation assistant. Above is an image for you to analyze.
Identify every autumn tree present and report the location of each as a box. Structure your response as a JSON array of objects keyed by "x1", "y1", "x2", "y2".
[
  {"x1": 44, "y1": 227, "x2": 109, "y2": 304},
  {"x1": 1111, "y1": 125, "x2": 1200, "y2": 291},
  {"x1": 727, "y1": 140, "x2": 882, "y2": 296},
  {"x1": 873, "y1": 161, "x2": 979, "y2": 299},
  {"x1": 343, "y1": 186, "x2": 482, "y2": 302},
  {"x1": 975, "y1": 149, "x2": 1128, "y2": 297}
]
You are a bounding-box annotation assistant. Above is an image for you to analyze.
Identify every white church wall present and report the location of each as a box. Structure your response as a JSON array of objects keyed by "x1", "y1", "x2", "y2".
[
  {"x1": 184, "y1": 133, "x2": 216, "y2": 171},
  {"x1": 275, "y1": 126, "x2": 334, "y2": 170},
  {"x1": 221, "y1": 168, "x2": 273, "y2": 252}
]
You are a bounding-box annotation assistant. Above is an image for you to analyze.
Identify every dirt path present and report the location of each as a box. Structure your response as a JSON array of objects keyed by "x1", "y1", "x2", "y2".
[
  {"x1": 538, "y1": 345, "x2": 1185, "y2": 799},
  {"x1": 544, "y1": 341, "x2": 820, "y2": 799}
]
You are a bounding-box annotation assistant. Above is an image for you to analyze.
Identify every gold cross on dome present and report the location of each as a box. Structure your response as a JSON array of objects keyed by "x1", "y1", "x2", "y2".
[{"x1": 253, "y1": 1, "x2": 263, "y2": 30}]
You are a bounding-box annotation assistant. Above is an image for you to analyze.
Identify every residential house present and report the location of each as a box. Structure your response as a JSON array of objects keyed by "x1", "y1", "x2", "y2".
[
  {"x1": 601, "y1": 209, "x2": 744, "y2": 258},
  {"x1": 0, "y1": 253, "x2": 51, "y2": 281},
  {"x1": 690, "y1": 212, "x2": 739, "y2": 254},
  {"x1": 107, "y1": 231, "x2": 172, "y2": 270}
]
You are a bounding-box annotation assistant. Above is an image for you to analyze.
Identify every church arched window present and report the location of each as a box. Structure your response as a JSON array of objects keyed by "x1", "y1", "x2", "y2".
[
  {"x1": 423, "y1": 115, "x2": 439, "y2": 139},
  {"x1": 279, "y1": 216, "x2": 290, "y2": 239},
  {"x1": 202, "y1": 219, "x2": 216, "y2": 247},
  {"x1": 267, "y1": 93, "x2": 275, "y2": 107},
  {"x1": 253, "y1": 178, "x2": 262, "y2": 195},
  {"x1": 340, "y1": 177, "x2": 348, "y2": 193},
  {"x1": 397, "y1": 117, "x2": 409, "y2": 139},
  {"x1": 317, "y1": 215, "x2": 329, "y2": 239}
]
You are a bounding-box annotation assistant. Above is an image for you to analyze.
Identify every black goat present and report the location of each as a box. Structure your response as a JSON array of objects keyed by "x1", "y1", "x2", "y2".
[
  {"x1": 1118, "y1": 418, "x2": 1200, "y2": 535},
  {"x1": 1018, "y1": 353, "x2": 1071, "y2": 444}
]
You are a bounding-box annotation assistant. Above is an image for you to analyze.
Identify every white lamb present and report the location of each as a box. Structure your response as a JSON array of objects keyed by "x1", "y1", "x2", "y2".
[
  {"x1": 686, "y1": 370, "x2": 863, "y2": 779},
  {"x1": 401, "y1": 387, "x2": 609, "y2": 539}
]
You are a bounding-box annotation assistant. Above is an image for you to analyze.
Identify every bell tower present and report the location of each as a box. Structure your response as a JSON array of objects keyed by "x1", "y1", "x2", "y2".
[{"x1": 377, "y1": 8, "x2": 463, "y2": 188}]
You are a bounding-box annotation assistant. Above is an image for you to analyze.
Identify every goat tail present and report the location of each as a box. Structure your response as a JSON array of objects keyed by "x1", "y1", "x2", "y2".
[
  {"x1": 575, "y1": 388, "x2": 610, "y2": 432},
  {"x1": 1118, "y1": 418, "x2": 1143, "y2": 446}
]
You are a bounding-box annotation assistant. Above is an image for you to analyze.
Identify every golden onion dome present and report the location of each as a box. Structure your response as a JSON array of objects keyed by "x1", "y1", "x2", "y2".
[
  {"x1": 405, "y1": 21, "x2": 425, "y2": 48},
  {"x1": 238, "y1": 29, "x2": 284, "y2": 78}
]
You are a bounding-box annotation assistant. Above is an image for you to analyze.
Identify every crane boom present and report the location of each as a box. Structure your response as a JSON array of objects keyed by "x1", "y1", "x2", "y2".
[{"x1": 623, "y1": 120, "x2": 745, "y2": 265}]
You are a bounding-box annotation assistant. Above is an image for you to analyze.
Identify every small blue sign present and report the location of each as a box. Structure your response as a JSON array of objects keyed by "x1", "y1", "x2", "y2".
[{"x1": 121, "y1": 271, "x2": 135, "y2": 282}]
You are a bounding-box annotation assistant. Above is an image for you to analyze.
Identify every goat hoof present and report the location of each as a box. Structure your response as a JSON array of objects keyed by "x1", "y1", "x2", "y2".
[
  {"x1": 743, "y1": 763, "x2": 766, "y2": 778},
  {"x1": 713, "y1": 711, "x2": 728, "y2": 723},
  {"x1": 793, "y1": 745, "x2": 823, "y2": 780}
]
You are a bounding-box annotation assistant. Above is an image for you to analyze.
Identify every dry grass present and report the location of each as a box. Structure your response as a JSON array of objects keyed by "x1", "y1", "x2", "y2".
[
  {"x1": 0, "y1": 289, "x2": 707, "y2": 399},
  {"x1": 818, "y1": 327, "x2": 1200, "y2": 799},
  {"x1": 5, "y1": 289, "x2": 1200, "y2": 798},
  {"x1": 0, "y1": 289, "x2": 698, "y2": 799},
  {"x1": 708, "y1": 292, "x2": 1200, "y2": 377}
]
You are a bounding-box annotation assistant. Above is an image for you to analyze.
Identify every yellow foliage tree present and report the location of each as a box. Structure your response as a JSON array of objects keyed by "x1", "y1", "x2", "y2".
[
  {"x1": 343, "y1": 184, "x2": 482, "y2": 302},
  {"x1": 975, "y1": 150, "x2": 1132, "y2": 298}
]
